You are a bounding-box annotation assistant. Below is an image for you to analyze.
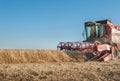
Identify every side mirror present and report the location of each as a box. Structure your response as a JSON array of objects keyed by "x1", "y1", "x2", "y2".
[{"x1": 82, "y1": 30, "x2": 85, "y2": 39}]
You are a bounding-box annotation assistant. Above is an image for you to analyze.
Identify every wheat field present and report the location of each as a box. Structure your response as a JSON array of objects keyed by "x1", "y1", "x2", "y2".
[
  {"x1": 0, "y1": 49, "x2": 120, "y2": 81},
  {"x1": 0, "y1": 49, "x2": 86, "y2": 64}
]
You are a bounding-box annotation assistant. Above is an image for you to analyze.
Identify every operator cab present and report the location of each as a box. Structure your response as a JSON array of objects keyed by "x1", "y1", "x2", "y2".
[{"x1": 84, "y1": 20, "x2": 111, "y2": 43}]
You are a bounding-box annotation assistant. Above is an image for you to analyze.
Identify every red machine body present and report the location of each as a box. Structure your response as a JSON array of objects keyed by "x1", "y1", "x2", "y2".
[{"x1": 57, "y1": 19, "x2": 120, "y2": 61}]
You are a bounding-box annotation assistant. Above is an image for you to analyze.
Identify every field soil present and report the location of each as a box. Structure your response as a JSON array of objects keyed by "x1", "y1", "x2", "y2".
[{"x1": 0, "y1": 49, "x2": 120, "y2": 81}]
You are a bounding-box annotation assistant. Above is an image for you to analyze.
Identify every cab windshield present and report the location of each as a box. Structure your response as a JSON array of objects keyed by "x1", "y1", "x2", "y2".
[{"x1": 85, "y1": 24, "x2": 105, "y2": 39}]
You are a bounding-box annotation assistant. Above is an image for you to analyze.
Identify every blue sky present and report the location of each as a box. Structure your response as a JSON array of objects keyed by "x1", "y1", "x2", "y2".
[{"x1": 0, "y1": 0, "x2": 120, "y2": 49}]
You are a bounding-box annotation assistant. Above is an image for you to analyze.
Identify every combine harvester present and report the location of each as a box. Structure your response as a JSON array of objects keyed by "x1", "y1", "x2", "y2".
[{"x1": 57, "y1": 19, "x2": 120, "y2": 61}]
